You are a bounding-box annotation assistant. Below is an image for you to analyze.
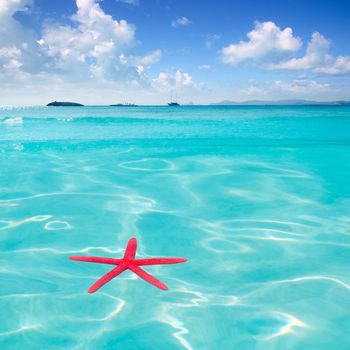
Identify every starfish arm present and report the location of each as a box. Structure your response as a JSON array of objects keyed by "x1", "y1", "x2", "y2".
[
  {"x1": 124, "y1": 237, "x2": 137, "y2": 259},
  {"x1": 88, "y1": 265, "x2": 127, "y2": 293},
  {"x1": 135, "y1": 258, "x2": 187, "y2": 266},
  {"x1": 69, "y1": 256, "x2": 122, "y2": 265},
  {"x1": 128, "y1": 265, "x2": 168, "y2": 291}
]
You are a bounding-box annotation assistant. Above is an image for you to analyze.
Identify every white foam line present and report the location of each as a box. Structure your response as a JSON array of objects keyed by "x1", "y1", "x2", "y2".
[
  {"x1": 169, "y1": 289, "x2": 209, "y2": 308},
  {"x1": 84, "y1": 299, "x2": 125, "y2": 322},
  {"x1": 11, "y1": 247, "x2": 123, "y2": 255},
  {"x1": 58, "y1": 295, "x2": 126, "y2": 322},
  {"x1": 265, "y1": 311, "x2": 307, "y2": 340},
  {"x1": 82, "y1": 293, "x2": 126, "y2": 321},
  {"x1": 219, "y1": 219, "x2": 310, "y2": 227},
  {"x1": 241, "y1": 161, "x2": 310, "y2": 178},
  {"x1": 159, "y1": 288, "x2": 239, "y2": 350},
  {"x1": 273, "y1": 276, "x2": 350, "y2": 291},
  {"x1": 248, "y1": 235, "x2": 298, "y2": 242},
  {"x1": 0, "y1": 293, "x2": 48, "y2": 299},
  {"x1": 174, "y1": 288, "x2": 239, "y2": 308},
  {"x1": 0, "y1": 215, "x2": 52, "y2": 231},
  {"x1": 162, "y1": 314, "x2": 193, "y2": 350},
  {"x1": 199, "y1": 224, "x2": 304, "y2": 238},
  {"x1": 231, "y1": 236, "x2": 350, "y2": 248},
  {"x1": 227, "y1": 227, "x2": 304, "y2": 237},
  {"x1": 119, "y1": 158, "x2": 175, "y2": 171},
  {"x1": 0, "y1": 192, "x2": 156, "y2": 204},
  {"x1": 0, "y1": 324, "x2": 41, "y2": 337},
  {"x1": 44, "y1": 220, "x2": 72, "y2": 231}
]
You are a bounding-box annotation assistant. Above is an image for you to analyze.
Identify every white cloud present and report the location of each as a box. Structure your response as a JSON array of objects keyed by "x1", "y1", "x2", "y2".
[
  {"x1": 134, "y1": 49, "x2": 161, "y2": 65},
  {"x1": 0, "y1": 46, "x2": 22, "y2": 58},
  {"x1": 221, "y1": 21, "x2": 301, "y2": 65},
  {"x1": 116, "y1": 0, "x2": 139, "y2": 5},
  {"x1": 236, "y1": 78, "x2": 332, "y2": 101},
  {"x1": 221, "y1": 22, "x2": 350, "y2": 75},
  {"x1": 315, "y1": 56, "x2": 350, "y2": 74},
  {"x1": 119, "y1": 49, "x2": 161, "y2": 76},
  {"x1": 205, "y1": 34, "x2": 221, "y2": 48},
  {"x1": 0, "y1": 0, "x2": 42, "y2": 77},
  {"x1": 0, "y1": 0, "x2": 31, "y2": 17},
  {"x1": 240, "y1": 85, "x2": 267, "y2": 97},
  {"x1": 135, "y1": 65, "x2": 144, "y2": 74},
  {"x1": 198, "y1": 64, "x2": 213, "y2": 71},
  {"x1": 274, "y1": 79, "x2": 329, "y2": 93},
  {"x1": 271, "y1": 32, "x2": 331, "y2": 70},
  {"x1": 152, "y1": 70, "x2": 196, "y2": 90},
  {"x1": 0, "y1": 0, "x2": 169, "y2": 104},
  {"x1": 270, "y1": 32, "x2": 350, "y2": 75},
  {"x1": 3, "y1": 58, "x2": 23, "y2": 70},
  {"x1": 39, "y1": 0, "x2": 136, "y2": 79},
  {"x1": 0, "y1": 0, "x2": 143, "y2": 82},
  {"x1": 171, "y1": 16, "x2": 191, "y2": 28}
]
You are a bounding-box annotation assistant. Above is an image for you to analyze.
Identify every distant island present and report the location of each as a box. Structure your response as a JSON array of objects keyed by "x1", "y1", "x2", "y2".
[
  {"x1": 44, "y1": 99, "x2": 350, "y2": 107},
  {"x1": 110, "y1": 103, "x2": 138, "y2": 107},
  {"x1": 47, "y1": 101, "x2": 84, "y2": 106},
  {"x1": 210, "y1": 99, "x2": 350, "y2": 106}
]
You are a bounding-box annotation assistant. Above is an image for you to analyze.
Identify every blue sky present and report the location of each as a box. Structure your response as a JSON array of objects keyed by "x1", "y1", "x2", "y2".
[{"x1": 1, "y1": 0, "x2": 350, "y2": 105}]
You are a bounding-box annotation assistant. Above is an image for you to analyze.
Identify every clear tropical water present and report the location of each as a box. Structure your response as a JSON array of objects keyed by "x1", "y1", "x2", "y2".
[{"x1": 1, "y1": 105, "x2": 350, "y2": 349}]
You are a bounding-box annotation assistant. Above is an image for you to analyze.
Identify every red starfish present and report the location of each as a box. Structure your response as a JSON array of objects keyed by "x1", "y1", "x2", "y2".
[{"x1": 69, "y1": 238, "x2": 187, "y2": 293}]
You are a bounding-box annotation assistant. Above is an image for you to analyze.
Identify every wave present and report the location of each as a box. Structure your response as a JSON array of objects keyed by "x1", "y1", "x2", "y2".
[{"x1": 2, "y1": 117, "x2": 23, "y2": 126}]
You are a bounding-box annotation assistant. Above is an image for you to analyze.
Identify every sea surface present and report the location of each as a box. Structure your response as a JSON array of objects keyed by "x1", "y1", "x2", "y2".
[{"x1": 0, "y1": 105, "x2": 350, "y2": 349}]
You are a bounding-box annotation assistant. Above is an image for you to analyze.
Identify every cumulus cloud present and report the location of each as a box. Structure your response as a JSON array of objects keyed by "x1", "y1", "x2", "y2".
[
  {"x1": 221, "y1": 21, "x2": 301, "y2": 65},
  {"x1": 0, "y1": 0, "x2": 43, "y2": 77},
  {"x1": 205, "y1": 34, "x2": 221, "y2": 48},
  {"x1": 315, "y1": 56, "x2": 350, "y2": 74},
  {"x1": 0, "y1": 46, "x2": 22, "y2": 58},
  {"x1": 273, "y1": 79, "x2": 329, "y2": 93},
  {"x1": 271, "y1": 32, "x2": 330, "y2": 70},
  {"x1": 133, "y1": 49, "x2": 161, "y2": 65},
  {"x1": 0, "y1": 0, "x2": 31, "y2": 17},
  {"x1": 39, "y1": 0, "x2": 136, "y2": 80},
  {"x1": 119, "y1": 49, "x2": 161, "y2": 77},
  {"x1": 237, "y1": 78, "x2": 331, "y2": 101},
  {"x1": 272, "y1": 32, "x2": 350, "y2": 75},
  {"x1": 152, "y1": 70, "x2": 196, "y2": 90},
  {"x1": 171, "y1": 16, "x2": 191, "y2": 27},
  {"x1": 240, "y1": 85, "x2": 267, "y2": 97},
  {"x1": 221, "y1": 22, "x2": 350, "y2": 75},
  {"x1": 0, "y1": 0, "x2": 179, "y2": 104},
  {"x1": 0, "y1": 0, "x2": 163, "y2": 83}
]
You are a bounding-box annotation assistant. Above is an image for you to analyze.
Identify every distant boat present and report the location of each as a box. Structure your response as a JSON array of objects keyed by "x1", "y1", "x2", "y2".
[
  {"x1": 47, "y1": 101, "x2": 83, "y2": 106},
  {"x1": 168, "y1": 91, "x2": 180, "y2": 106},
  {"x1": 110, "y1": 103, "x2": 138, "y2": 107}
]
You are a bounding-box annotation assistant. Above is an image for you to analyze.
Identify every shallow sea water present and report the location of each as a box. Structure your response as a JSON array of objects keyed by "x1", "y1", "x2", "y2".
[{"x1": 0, "y1": 105, "x2": 350, "y2": 349}]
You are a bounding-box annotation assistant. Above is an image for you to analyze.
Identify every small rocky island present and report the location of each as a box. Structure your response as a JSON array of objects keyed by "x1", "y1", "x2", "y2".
[
  {"x1": 110, "y1": 103, "x2": 138, "y2": 107},
  {"x1": 47, "y1": 101, "x2": 84, "y2": 106}
]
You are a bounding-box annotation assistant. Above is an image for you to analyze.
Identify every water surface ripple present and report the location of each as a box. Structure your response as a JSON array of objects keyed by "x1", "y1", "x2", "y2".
[{"x1": 1, "y1": 106, "x2": 350, "y2": 349}]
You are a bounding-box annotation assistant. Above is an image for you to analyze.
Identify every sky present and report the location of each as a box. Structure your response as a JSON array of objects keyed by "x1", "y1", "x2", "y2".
[{"x1": 1, "y1": 0, "x2": 350, "y2": 105}]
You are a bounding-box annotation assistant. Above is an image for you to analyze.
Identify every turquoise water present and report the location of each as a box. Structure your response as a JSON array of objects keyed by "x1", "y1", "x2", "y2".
[{"x1": 1, "y1": 105, "x2": 350, "y2": 349}]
